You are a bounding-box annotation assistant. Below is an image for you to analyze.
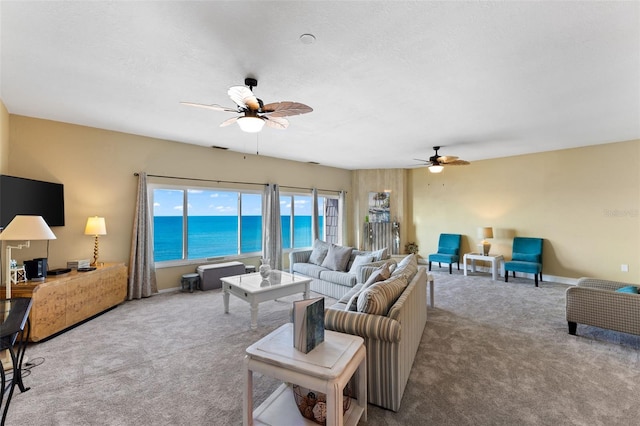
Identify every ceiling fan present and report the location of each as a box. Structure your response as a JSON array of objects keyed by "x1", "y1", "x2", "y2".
[
  {"x1": 414, "y1": 146, "x2": 470, "y2": 173},
  {"x1": 180, "y1": 77, "x2": 313, "y2": 133}
]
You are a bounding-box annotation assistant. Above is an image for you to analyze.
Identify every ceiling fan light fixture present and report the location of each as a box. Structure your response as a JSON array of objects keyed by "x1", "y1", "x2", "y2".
[
  {"x1": 428, "y1": 165, "x2": 444, "y2": 173},
  {"x1": 237, "y1": 116, "x2": 265, "y2": 133}
]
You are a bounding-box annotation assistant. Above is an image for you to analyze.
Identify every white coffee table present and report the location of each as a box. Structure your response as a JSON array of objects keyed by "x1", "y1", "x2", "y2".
[
  {"x1": 244, "y1": 323, "x2": 367, "y2": 426},
  {"x1": 221, "y1": 271, "x2": 311, "y2": 330},
  {"x1": 463, "y1": 253, "x2": 504, "y2": 280}
]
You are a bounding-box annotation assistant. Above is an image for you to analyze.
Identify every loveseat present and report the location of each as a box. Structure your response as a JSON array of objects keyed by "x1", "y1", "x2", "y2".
[
  {"x1": 566, "y1": 277, "x2": 640, "y2": 336},
  {"x1": 324, "y1": 255, "x2": 428, "y2": 411},
  {"x1": 289, "y1": 240, "x2": 391, "y2": 299}
]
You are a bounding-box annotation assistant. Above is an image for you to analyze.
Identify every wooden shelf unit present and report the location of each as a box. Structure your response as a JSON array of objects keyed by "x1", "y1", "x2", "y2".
[{"x1": 8, "y1": 263, "x2": 127, "y2": 342}]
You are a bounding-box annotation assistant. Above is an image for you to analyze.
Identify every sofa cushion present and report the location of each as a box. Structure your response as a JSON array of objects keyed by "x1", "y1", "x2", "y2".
[
  {"x1": 615, "y1": 285, "x2": 639, "y2": 294},
  {"x1": 308, "y1": 239, "x2": 330, "y2": 265},
  {"x1": 337, "y1": 283, "x2": 364, "y2": 304},
  {"x1": 318, "y1": 270, "x2": 358, "y2": 287},
  {"x1": 357, "y1": 274, "x2": 408, "y2": 315},
  {"x1": 344, "y1": 264, "x2": 391, "y2": 312},
  {"x1": 512, "y1": 252, "x2": 540, "y2": 263},
  {"x1": 348, "y1": 254, "x2": 374, "y2": 274},
  {"x1": 391, "y1": 254, "x2": 418, "y2": 280},
  {"x1": 291, "y1": 262, "x2": 328, "y2": 279},
  {"x1": 321, "y1": 244, "x2": 353, "y2": 271},
  {"x1": 364, "y1": 262, "x2": 392, "y2": 286},
  {"x1": 438, "y1": 247, "x2": 458, "y2": 255},
  {"x1": 371, "y1": 247, "x2": 389, "y2": 262}
]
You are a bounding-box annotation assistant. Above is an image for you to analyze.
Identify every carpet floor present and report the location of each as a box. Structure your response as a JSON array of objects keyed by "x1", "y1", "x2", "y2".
[{"x1": 6, "y1": 269, "x2": 640, "y2": 425}]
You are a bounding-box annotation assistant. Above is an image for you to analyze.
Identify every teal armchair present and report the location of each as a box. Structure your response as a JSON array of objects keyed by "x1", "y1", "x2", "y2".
[
  {"x1": 504, "y1": 237, "x2": 543, "y2": 286},
  {"x1": 428, "y1": 233, "x2": 462, "y2": 274}
]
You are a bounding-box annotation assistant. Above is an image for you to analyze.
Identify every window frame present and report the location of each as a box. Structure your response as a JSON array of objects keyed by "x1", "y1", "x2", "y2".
[{"x1": 149, "y1": 182, "x2": 264, "y2": 268}]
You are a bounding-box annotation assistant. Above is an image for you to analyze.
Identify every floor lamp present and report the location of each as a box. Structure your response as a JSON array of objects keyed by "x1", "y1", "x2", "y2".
[{"x1": 0, "y1": 215, "x2": 57, "y2": 300}]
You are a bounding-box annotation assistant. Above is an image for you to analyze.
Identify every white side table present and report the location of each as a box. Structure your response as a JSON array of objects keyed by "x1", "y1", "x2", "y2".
[
  {"x1": 463, "y1": 253, "x2": 504, "y2": 280},
  {"x1": 244, "y1": 323, "x2": 367, "y2": 426}
]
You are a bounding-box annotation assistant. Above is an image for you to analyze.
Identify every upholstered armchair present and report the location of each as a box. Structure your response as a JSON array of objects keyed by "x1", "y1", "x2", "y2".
[
  {"x1": 566, "y1": 278, "x2": 640, "y2": 336},
  {"x1": 504, "y1": 237, "x2": 543, "y2": 286},
  {"x1": 428, "y1": 233, "x2": 461, "y2": 274}
]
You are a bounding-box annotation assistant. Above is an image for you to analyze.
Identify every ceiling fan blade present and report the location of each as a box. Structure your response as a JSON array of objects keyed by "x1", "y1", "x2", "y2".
[
  {"x1": 263, "y1": 116, "x2": 289, "y2": 129},
  {"x1": 180, "y1": 102, "x2": 238, "y2": 112},
  {"x1": 444, "y1": 160, "x2": 470, "y2": 166},
  {"x1": 438, "y1": 155, "x2": 459, "y2": 163},
  {"x1": 262, "y1": 102, "x2": 313, "y2": 117},
  {"x1": 228, "y1": 86, "x2": 261, "y2": 111},
  {"x1": 219, "y1": 117, "x2": 239, "y2": 127}
]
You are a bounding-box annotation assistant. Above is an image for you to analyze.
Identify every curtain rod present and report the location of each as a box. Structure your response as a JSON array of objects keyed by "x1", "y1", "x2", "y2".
[{"x1": 133, "y1": 173, "x2": 345, "y2": 194}]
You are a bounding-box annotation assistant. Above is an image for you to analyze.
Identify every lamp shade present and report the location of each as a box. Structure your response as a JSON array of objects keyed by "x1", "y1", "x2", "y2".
[
  {"x1": 237, "y1": 116, "x2": 265, "y2": 133},
  {"x1": 0, "y1": 215, "x2": 57, "y2": 241},
  {"x1": 428, "y1": 165, "x2": 444, "y2": 173},
  {"x1": 480, "y1": 227, "x2": 494, "y2": 239},
  {"x1": 84, "y1": 216, "x2": 107, "y2": 236}
]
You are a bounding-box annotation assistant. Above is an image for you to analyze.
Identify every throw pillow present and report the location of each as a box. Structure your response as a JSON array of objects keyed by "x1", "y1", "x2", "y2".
[
  {"x1": 615, "y1": 285, "x2": 639, "y2": 294},
  {"x1": 357, "y1": 274, "x2": 409, "y2": 315},
  {"x1": 363, "y1": 262, "x2": 392, "y2": 286},
  {"x1": 321, "y1": 244, "x2": 353, "y2": 272},
  {"x1": 337, "y1": 283, "x2": 364, "y2": 304},
  {"x1": 348, "y1": 254, "x2": 374, "y2": 274},
  {"x1": 344, "y1": 263, "x2": 391, "y2": 311},
  {"x1": 370, "y1": 247, "x2": 389, "y2": 262},
  {"x1": 308, "y1": 239, "x2": 329, "y2": 265},
  {"x1": 391, "y1": 254, "x2": 418, "y2": 279}
]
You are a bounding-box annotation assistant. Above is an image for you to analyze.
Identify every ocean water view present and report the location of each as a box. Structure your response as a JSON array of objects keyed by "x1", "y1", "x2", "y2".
[{"x1": 154, "y1": 215, "x2": 321, "y2": 262}]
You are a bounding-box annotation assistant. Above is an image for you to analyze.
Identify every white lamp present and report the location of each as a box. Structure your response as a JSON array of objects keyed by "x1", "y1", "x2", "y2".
[
  {"x1": 478, "y1": 227, "x2": 494, "y2": 255},
  {"x1": 0, "y1": 215, "x2": 57, "y2": 299},
  {"x1": 237, "y1": 116, "x2": 265, "y2": 133},
  {"x1": 428, "y1": 165, "x2": 444, "y2": 173},
  {"x1": 84, "y1": 216, "x2": 107, "y2": 267}
]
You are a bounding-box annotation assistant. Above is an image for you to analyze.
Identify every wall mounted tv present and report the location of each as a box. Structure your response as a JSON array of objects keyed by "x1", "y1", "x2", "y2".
[{"x1": 0, "y1": 175, "x2": 65, "y2": 228}]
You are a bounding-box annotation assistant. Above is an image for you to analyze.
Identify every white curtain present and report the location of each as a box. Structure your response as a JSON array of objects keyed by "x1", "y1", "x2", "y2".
[
  {"x1": 262, "y1": 183, "x2": 282, "y2": 270},
  {"x1": 338, "y1": 190, "x2": 346, "y2": 245},
  {"x1": 128, "y1": 172, "x2": 158, "y2": 299},
  {"x1": 311, "y1": 188, "x2": 319, "y2": 242}
]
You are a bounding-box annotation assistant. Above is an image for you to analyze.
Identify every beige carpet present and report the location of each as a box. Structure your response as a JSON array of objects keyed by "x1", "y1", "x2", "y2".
[{"x1": 6, "y1": 270, "x2": 640, "y2": 425}]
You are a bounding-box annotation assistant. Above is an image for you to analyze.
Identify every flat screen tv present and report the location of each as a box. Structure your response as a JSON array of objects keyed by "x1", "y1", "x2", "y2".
[{"x1": 0, "y1": 175, "x2": 65, "y2": 228}]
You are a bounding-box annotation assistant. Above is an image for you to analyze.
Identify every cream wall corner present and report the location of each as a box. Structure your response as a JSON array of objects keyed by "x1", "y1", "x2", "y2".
[{"x1": 411, "y1": 140, "x2": 640, "y2": 283}]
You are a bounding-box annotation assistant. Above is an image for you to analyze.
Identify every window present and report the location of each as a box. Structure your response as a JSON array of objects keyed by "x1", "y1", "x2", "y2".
[
  {"x1": 280, "y1": 192, "x2": 339, "y2": 249},
  {"x1": 152, "y1": 186, "x2": 262, "y2": 263}
]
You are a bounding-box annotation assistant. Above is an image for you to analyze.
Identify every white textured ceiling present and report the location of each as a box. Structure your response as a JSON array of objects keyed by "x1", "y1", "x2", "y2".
[{"x1": 1, "y1": 1, "x2": 639, "y2": 170}]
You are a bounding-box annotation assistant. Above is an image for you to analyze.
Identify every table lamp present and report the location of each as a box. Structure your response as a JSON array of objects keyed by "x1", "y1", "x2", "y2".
[
  {"x1": 0, "y1": 215, "x2": 57, "y2": 299},
  {"x1": 84, "y1": 216, "x2": 107, "y2": 267},
  {"x1": 478, "y1": 227, "x2": 494, "y2": 256}
]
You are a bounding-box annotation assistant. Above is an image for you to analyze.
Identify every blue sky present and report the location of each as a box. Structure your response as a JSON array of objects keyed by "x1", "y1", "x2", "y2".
[{"x1": 153, "y1": 189, "x2": 316, "y2": 216}]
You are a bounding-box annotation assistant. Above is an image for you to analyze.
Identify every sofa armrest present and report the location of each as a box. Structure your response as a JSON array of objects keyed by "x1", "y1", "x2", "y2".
[
  {"x1": 289, "y1": 249, "x2": 312, "y2": 272},
  {"x1": 576, "y1": 277, "x2": 638, "y2": 292},
  {"x1": 324, "y1": 308, "x2": 401, "y2": 343}
]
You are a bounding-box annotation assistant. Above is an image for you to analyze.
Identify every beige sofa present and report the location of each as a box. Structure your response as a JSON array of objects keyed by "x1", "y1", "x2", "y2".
[
  {"x1": 566, "y1": 277, "x2": 640, "y2": 336},
  {"x1": 324, "y1": 256, "x2": 428, "y2": 411}
]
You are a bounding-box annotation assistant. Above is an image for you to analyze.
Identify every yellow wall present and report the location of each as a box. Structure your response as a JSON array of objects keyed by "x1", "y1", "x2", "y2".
[
  {"x1": 6, "y1": 115, "x2": 352, "y2": 290},
  {"x1": 410, "y1": 140, "x2": 640, "y2": 283},
  {"x1": 4, "y1": 110, "x2": 639, "y2": 288}
]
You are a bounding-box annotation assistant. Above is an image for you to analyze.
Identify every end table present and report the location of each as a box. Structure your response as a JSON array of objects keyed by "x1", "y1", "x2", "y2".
[{"x1": 244, "y1": 323, "x2": 367, "y2": 426}]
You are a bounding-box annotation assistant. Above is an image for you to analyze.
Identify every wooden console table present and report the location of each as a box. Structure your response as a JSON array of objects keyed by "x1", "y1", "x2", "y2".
[{"x1": 8, "y1": 263, "x2": 127, "y2": 342}]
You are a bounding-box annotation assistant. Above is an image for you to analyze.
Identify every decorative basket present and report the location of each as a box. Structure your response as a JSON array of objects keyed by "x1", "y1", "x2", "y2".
[{"x1": 292, "y1": 384, "x2": 351, "y2": 425}]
